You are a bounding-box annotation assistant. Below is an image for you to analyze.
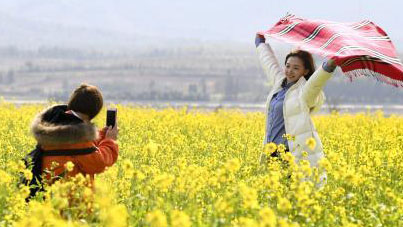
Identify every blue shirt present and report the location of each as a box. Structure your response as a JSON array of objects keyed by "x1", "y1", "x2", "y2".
[{"x1": 267, "y1": 80, "x2": 296, "y2": 147}]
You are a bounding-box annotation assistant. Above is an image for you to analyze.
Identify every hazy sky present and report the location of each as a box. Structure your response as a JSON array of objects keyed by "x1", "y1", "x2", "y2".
[{"x1": 0, "y1": 0, "x2": 402, "y2": 50}]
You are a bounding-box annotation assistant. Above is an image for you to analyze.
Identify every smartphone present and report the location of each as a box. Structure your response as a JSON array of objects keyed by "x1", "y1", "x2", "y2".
[{"x1": 106, "y1": 108, "x2": 117, "y2": 128}]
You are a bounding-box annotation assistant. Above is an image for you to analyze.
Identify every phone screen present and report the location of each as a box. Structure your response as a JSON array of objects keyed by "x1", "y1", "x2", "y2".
[{"x1": 106, "y1": 108, "x2": 117, "y2": 128}]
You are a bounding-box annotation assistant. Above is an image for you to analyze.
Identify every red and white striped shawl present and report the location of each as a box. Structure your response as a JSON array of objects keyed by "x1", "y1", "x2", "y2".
[{"x1": 259, "y1": 14, "x2": 403, "y2": 87}]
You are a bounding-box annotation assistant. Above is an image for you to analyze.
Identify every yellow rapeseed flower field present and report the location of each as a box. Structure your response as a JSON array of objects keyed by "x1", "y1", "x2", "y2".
[{"x1": 0, "y1": 102, "x2": 402, "y2": 226}]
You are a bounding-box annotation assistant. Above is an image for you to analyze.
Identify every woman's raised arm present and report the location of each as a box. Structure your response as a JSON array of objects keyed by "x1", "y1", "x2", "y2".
[
  {"x1": 301, "y1": 60, "x2": 337, "y2": 109},
  {"x1": 255, "y1": 34, "x2": 284, "y2": 86}
]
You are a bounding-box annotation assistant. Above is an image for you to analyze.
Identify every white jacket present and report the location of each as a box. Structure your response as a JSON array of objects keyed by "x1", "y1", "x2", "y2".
[{"x1": 257, "y1": 43, "x2": 333, "y2": 168}]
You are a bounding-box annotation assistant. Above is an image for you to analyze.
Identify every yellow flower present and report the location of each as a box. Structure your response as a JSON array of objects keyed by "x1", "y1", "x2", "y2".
[
  {"x1": 239, "y1": 183, "x2": 259, "y2": 209},
  {"x1": 299, "y1": 160, "x2": 312, "y2": 177},
  {"x1": 146, "y1": 210, "x2": 167, "y2": 227},
  {"x1": 133, "y1": 170, "x2": 146, "y2": 181},
  {"x1": 153, "y1": 173, "x2": 175, "y2": 192},
  {"x1": 282, "y1": 134, "x2": 295, "y2": 141},
  {"x1": 224, "y1": 158, "x2": 241, "y2": 173},
  {"x1": 52, "y1": 197, "x2": 69, "y2": 209},
  {"x1": 264, "y1": 143, "x2": 277, "y2": 155},
  {"x1": 19, "y1": 186, "x2": 30, "y2": 198},
  {"x1": 0, "y1": 102, "x2": 402, "y2": 226},
  {"x1": 282, "y1": 152, "x2": 295, "y2": 163},
  {"x1": 237, "y1": 217, "x2": 259, "y2": 227},
  {"x1": 277, "y1": 144, "x2": 286, "y2": 154},
  {"x1": 50, "y1": 161, "x2": 60, "y2": 169},
  {"x1": 214, "y1": 198, "x2": 233, "y2": 215},
  {"x1": 318, "y1": 158, "x2": 332, "y2": 171},
  {"x1": 23, "y1": 169, "x2": 33, "y2": 181},
  {"x1": 8, "y1": 160, "x2": 25, "y2": 172},
  {"x1": 277, "y1": 198, "x2": 292, "y2": 213},
  {"x1": 277, "y1": 218, "x2": 297, "y2": 227},
  {"x1": 306, "y1": 138, "x2": 316, "y2": 150},
  {"x1": 64, "y1": 161, "x2": 74, "y2": 172},
  {"x1": 259, "y1": 207, "x2": 277, "y2": 227},
  {"x1": 101, "y1": 204, "x2": 128, "y2": 227},
  {"x1": 83, "y1": 187, "x2": 93, "y2": 198},
  {"x1": 122, "y1": 159, "x2": 134, "y2": 171},
  {"x1": 144, "y1": 140, "x2": 159, "y2": 156},
  {"x1": 170, "y1": 210, "x2": 191, "y2": 227}
]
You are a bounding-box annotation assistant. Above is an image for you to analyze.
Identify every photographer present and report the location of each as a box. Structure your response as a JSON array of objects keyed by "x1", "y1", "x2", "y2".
[{"x1": 30, "y1": 84, "x2": 118, "y2": 187}]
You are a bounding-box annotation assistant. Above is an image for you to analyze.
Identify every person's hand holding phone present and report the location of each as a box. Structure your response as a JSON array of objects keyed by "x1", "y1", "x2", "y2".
[
  {"x1": 105, "y1": 122, "x2": 118, "y2": 141},
  {"x1": 105, "y1": 108, "x2": 118, "y2": 141}
]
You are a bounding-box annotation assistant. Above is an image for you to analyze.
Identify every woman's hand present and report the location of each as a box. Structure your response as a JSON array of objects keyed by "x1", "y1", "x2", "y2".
[
  {"x1": 323, "y1": 59, "x2": 337, "y2": 73},
  {"x1": 327, "y1": 59, "x2": 336, "y2": 68},
  {"x1": 255, "y1": 34, "x2": 266, "y2": 47},
  {"x1": 105, "y1": 122, "x2": 119, "y2": 141}
]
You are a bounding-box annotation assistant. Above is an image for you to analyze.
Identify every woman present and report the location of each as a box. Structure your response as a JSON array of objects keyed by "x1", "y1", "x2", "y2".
[{"x1": 255, "y1": 34, "x2": 336, "y2": 174}]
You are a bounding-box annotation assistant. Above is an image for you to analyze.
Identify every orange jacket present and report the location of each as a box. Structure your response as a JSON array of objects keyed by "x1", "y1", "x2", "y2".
[{"x1": 31, "y1": 105, "x2": 118, "y2": 186}]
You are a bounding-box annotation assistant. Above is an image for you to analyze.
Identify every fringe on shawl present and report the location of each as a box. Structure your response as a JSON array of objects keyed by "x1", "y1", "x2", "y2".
[{"x1": 344, "y1": 68, "x2": 403, "y2": 88}]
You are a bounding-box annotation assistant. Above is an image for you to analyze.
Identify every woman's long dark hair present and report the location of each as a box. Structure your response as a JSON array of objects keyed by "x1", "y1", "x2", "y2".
[{"x1": 285, "y1": 50, "x2": 316, "y2": 80}]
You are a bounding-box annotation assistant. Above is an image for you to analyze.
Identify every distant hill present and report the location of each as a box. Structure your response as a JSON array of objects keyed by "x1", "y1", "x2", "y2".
[{"x1": 0, "y1": 12, "x2": 148, "y2": 51}]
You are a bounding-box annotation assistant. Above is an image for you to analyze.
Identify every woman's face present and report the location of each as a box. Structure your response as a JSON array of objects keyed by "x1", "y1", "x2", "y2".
[{"x1": 285, "y1": 56, "x2": 309, "y2": 83}]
